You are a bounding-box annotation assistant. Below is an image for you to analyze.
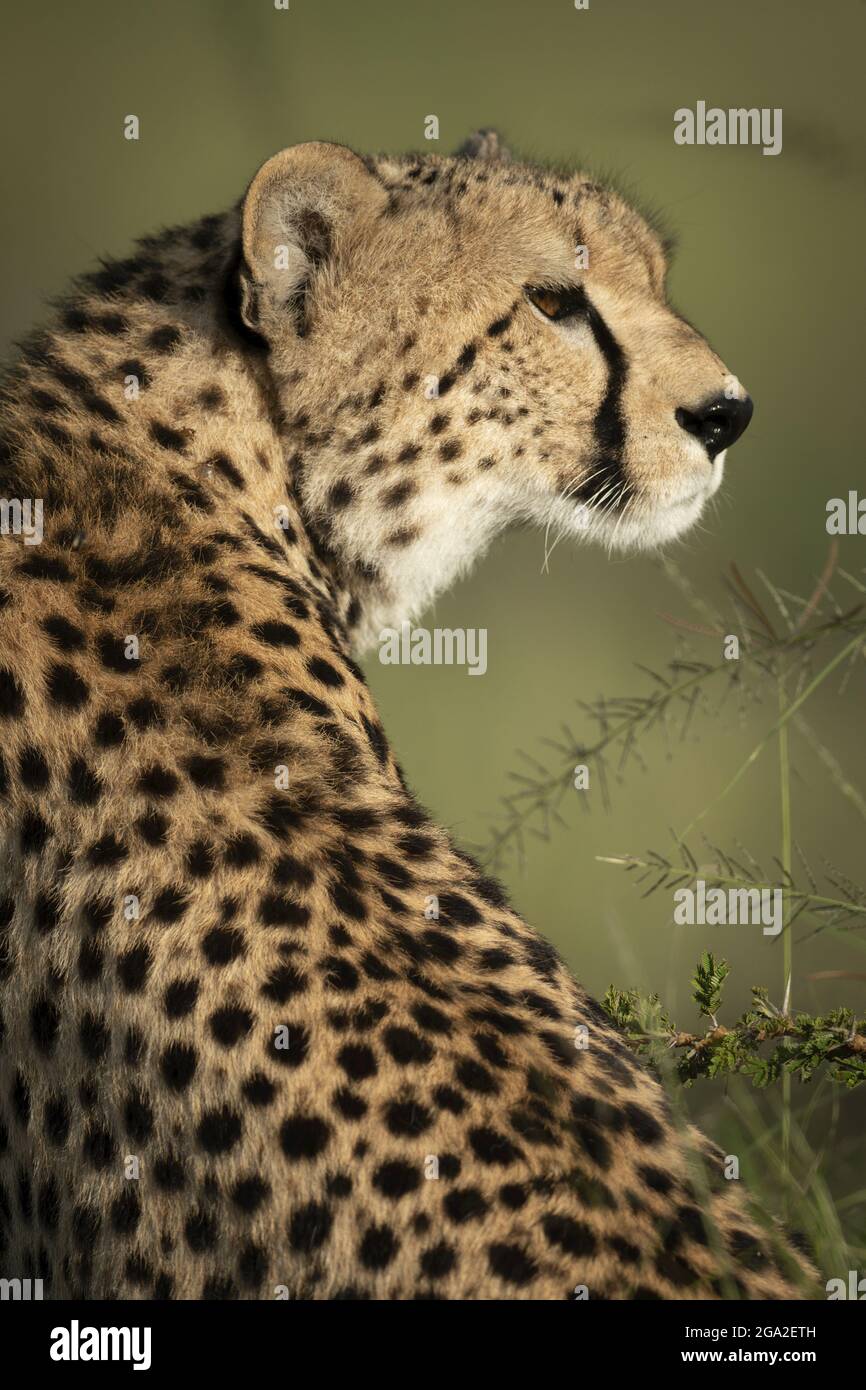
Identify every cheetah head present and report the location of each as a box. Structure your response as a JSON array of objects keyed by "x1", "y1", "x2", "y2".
[{"x1": 236, "y1": 132, "x2": 753, "y2": 643}]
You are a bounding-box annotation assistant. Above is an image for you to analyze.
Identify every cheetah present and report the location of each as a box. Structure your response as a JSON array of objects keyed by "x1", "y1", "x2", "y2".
[{"x1": 0, "y1": 128, "x2": 815, "y2": 1301}]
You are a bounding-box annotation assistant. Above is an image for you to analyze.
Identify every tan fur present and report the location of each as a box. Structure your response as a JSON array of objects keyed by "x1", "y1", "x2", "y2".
[{"x1": 0, "y1": 134, "x2": 813, "y2": 1300}]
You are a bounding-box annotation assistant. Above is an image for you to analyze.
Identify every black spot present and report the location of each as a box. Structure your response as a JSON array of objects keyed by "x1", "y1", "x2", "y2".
[
  {"x1": 84, "y1": 392, "x2": 121, "y2": 424},
  {"x1": 42, "y1": 614, "x2": 85, "y2": 651},
  {"x1": 268, "y1": 1020, "x2": 310, "y2": 1068},
  {"x1": 184, "y1": 754, "x2": 227, "y2": 790},
  {"x1": 164, "y1": 978, "x2": 200, "y2": 1018},
  {"x1": 79, "y1": 1011, "x2": 110, "y2": 1061},
  {"x1": 45, "y1": 662, "x2": 89, "y2": 709},
  {"x1": 337, "y1": 1043, "x2": 377, "y2": 1081},
  {"x1": 222, "y1": 833, "x2": 261, "y2": 870},
  {"x1": 20, "y1": 810, "x2": 51, "y2": 856},
  {"x1": 421, "y1": 929, "x2": 461, "y2": 964},
  {"x1": 197, "y1": 1105, "x2": 243, "y2": 1155},
  {"x1": 258, "y1": 893, "x2": 310, "y2": 928},
  {"x1": 284, "y1": 687, "x2": 331, "y2": 719},
  {"x1": 499, "y1": 1183, "x2": 527, "y2": 1210},
  {"x1": 385, "y1": 1100, "x2": 433, "y2": 1137},
  {"x1": 251, "y1": 620, "x2": 299, "y2": 648},
  {"x1": 17, "y1": 554, "x2": 71, "y2": 583},
  {"x1": 78, "y1": 938, "x2": 104, "y2": 982},
  {"x1": 408, "y1": 1003, "x2": 450, "y2": 1038},
  {"x1": 306, "y1": 657, "x2": 344, "y2": 688},
  {"x1": 321, "y1": 954, "x2": 360, "y2": 993},
  {"x1": 487, "y1": 310, "x2": 513, "y2": 336},
  {"x1": 543, "y1": 1213, "x2": 597, "y2": 1257},
  {"x1": 123, "y1": 1089, "x2": 154, "y2": 1144},
  {"x1": 44, "y1": 1094, "x2": 70, "y2": 1146},
  {"x1": 93, "y1": 710, "x2": 125, "y2": 746},
  {"x1": 137, "y1": 764, "x2": 179, "y2": 798},
  {"x1": 231, "y1": 1175, "x2": 270, "y2": 1214},
  {"x1": 185, "y1": 840, "x2": 214, "y2": 878},
  {"x1": 210, "y1": 454, "x2": 245, "y2": 489},
  {"x1": 87, "y1": 832, "x2": 127, "y2": 867},
  {"x1": 150, "y1": 884, "x2": 189, "y2": 924},
  {"x1": 117, "y1": 943, "x2": 152, "y2": 993},
  {"x1": 242, "y1": 1072, "x2": 276, "y2": 1107},
  {"x1": 185, "y1": 1207, "x2": 219, "y2": 1254},
  {"x1": 443, "y1": 1187, "x2": 488, "y2": 1224},
  {"x1": 71, "y1": 1202, "x2": 101, "y2": 1250},
  {"x1": 432, "y1": 1085, "x2": 465, "y2": 1115},
  {"x1": 237, "y1": 1242, "x2": 267, "y2": 1289},
  {"x1": 569, "y1": 1118, "x2": 612, "y2": 1170},
  {"x1": 94, "y1": 311, "x2": 128, "y2": 335},
  {"x1": 373, "y1": 1161, "x2": 421, "y2": 1200},
  {"x1": 438, "y1": 892, "x2": 481, "y2": 926},
  {"x1": 279, "y1": 1113, "x2": 331, "y2": 1161},
  {"x1": 147, "y1": 324, "x2": 182, "y2": 353},
  {"x1": 30, "y1": 995, "x2": 61, "y2": 1054},
  {"x1": 209, "y1": 1005, "x2": 253, "y2": 1048},
  {"x1": 624, "y1": 1101, "x2": 663, "y2": 1145},
  {"x1": 19, "y1": 745, "x2": 50, "y2": 790},
  {"x1": 728, "y1": 1228, "x2": 767, "y2": 1271},
  {"x1": 455, "y1": 1058, "x2": 498, "y2": 1095},
  {"x1": 202, "y1": 926, "x2": 246, "y2": 966},
  {"x1": 119, "y1": 357, "x2": 151, "y2": 389},
  {"x1": 83, "y1": 1123, "x2": 117, "y2": 1170},
  {"x1": 383, "y1": 1026, "x2": 433, "y2": 1066},
  {"x1": 639, "y1": 1165, "x2": 673, "y2": 1195},
  {"x1": 11, "y1": 1070, "x2": 30, "y2": 1124},
  {"x1": 655, "y1": 1251, "x2": 699, "y2": 1288},
  {"x1": 488, "y1": 1242, "x2": 537, "y2": 1287},
  {"x1": 150, "y1": 420, "x2": 188, "y2": 452},
  {"x1": 329, "y1": 480, "x2": 354, "y2": 509},
  {"x1": 68, "y1": 756, "x2": 102, "y2": 805},
  {"x1": 160, "y1": 1042, "x2": 197, "y2": 1092},
  {"x1": 289, "y1": 1201, "x2": 334, "y2": 1253},
  {"x1": 97, "y1": 633, "x2": 139, "y2": 674},
  {"x1": 468, "y1": 1126, "x2": 522, "y2": 1166},
  {"x1": 153, "y1": 1154, "x2": 186, "y2": 1191},
  {"x1": 136, "y1": 809, "x2": 169, "y2": 846},
  {"x1": 124, "y1": 1026, "x2": 146, "y2": 1066},
  {"x1": 674, "y1": 1205, "x2": 709, "y2": 1248},
  {"x1": 358, "y1": 1224, "x2": 399, "y2": 1270},
  {"x1": 37, "y1": 1177, "x2": 60, "y2": 1231},
  {"x1": 126, "y1": 697, "x2": 163, "y2": 730}
]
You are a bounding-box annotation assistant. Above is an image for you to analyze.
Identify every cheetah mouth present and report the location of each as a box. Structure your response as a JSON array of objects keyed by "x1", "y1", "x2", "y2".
[
  {"x1": 667, "y1": 487, "x2": 708, "y2": 509},
  {"x1": 660, "y1": 449, "x2": 727, "y2": 513}
]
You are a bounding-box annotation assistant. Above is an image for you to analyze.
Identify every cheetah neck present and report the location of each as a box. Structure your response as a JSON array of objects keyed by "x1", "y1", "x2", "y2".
[
  {"x1": 4, "y1": 206, "x2": 515, "y2": 663},
  {"x1": 4, "y1": 211, "x2": 358, "y2": 636}
]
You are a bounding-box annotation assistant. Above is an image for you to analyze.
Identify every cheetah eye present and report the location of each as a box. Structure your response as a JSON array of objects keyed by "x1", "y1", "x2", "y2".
[{"x1": 524, "y1": 284, "x2": 588, "y2": 323}]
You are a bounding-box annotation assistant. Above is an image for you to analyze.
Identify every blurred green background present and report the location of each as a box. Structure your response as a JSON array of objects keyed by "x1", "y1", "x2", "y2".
[{"x1": 2, "y1": 0, "x2": 865, "y2": 1270}]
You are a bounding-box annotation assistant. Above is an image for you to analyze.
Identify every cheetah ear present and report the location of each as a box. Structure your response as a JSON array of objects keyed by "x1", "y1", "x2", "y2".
[
  {"x1": 455, "y1": 128, "x2": 513, "y2": 162},
  {"x1": 239, "y1": 142, "x2": 386, "y2": 338}
]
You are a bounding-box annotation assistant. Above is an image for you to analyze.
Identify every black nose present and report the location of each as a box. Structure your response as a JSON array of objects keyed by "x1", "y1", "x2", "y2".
[{"x1": 675, "y1": 393, "x2": 754, "y2": 459}]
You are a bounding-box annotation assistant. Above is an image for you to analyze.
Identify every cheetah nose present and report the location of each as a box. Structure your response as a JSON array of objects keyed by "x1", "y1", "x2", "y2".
[{"x1": 675, "y1": 392, "x2": 754, "y2": 459}]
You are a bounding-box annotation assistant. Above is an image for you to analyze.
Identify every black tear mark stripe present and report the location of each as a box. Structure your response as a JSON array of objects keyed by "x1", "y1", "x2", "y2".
[{"x1": 572, "y1": 288, "x2": 630, "y2": 510}]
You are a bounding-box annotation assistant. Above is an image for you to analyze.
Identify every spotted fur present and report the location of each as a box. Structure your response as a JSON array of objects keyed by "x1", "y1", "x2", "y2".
[{"x1": 0, "y1": 132, "x2": 813, "y2": 1300}]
